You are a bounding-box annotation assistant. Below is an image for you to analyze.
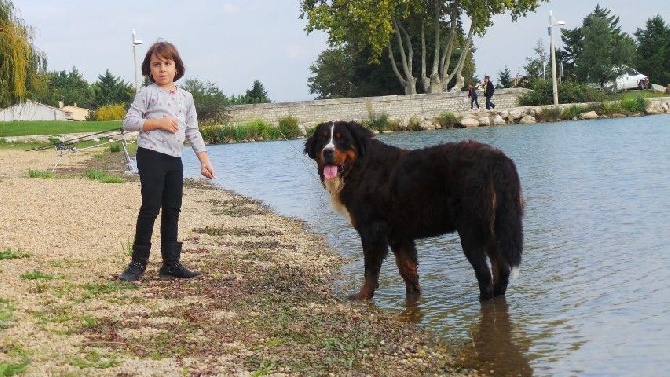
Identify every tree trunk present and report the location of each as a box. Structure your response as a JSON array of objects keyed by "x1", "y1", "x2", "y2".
[{"x1": 388, "y1": 20, "x2": 417, "y2": 95}]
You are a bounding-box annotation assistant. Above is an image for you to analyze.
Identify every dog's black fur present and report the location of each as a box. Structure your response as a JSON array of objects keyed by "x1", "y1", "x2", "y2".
[{"x1": 304, "y1": 121, "x2": 524, "y2": 302}]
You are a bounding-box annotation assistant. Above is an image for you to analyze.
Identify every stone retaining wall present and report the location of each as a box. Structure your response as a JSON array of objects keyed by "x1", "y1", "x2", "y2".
[{"x1": 227, "y1": 88, "x2": 530, "y2": 127}]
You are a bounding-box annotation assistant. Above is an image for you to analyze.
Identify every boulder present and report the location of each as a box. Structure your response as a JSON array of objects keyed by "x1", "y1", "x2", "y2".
[
  {"x1": 519, "y1": 115, "x2": 536, "y2": 124},
  {"x1": 478, "y1": 116, "x2": 492, "y2": 127},
  {"x1": 651, "y1": 84, "x2": 666, "y2": 93},
  {"x1": 460, "y1": 116, "x2": 479, "y2": 128},
  {"x1": 507, "y1": 108, "x2": 524, "y2": 122},
  {"x1": 580, "y1": 111, "x2": 599, "y2": 120},
  {"x1": 492, "y1": 114, "x2": 507, "y2": 125}
]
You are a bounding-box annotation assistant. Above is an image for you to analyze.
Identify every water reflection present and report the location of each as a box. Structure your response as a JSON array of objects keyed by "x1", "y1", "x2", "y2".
[{"x1": 464, "y1": 298, "x2": 533, "y2": 377}]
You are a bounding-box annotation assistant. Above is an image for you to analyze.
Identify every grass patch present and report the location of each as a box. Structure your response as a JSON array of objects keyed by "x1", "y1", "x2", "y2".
[
  {"x1": 0, "y1": 120, "x2": 121, "y2": 137},
  {"x1": 80, "y1": 281, "x2": 138, "y2": 300},
  {"x1": 68, "y1": 350, "x2": 120, "y2": 369},
  {"x1": 84, "y1": 169, "x2": 125, "y2": 183},
  {"x1": 0, "y1": 249, "x2": 29, "y2": 260},
  {"x1": 28, "y1": 169, "x2": 54, "y2": 179},
  {"x1": 0, "y1": 359, "x2": 31, "y2": 376},
  {"x1": 0, "y1": 298, "x2": 14, "y2": 329},
  {"x1": 20, "y1": 270, "x2": 54, "y2": 280}
]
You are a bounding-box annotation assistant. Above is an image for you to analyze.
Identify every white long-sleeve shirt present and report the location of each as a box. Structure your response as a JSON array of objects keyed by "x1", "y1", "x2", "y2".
[{"x1": 123, "y1": 83, "x2": 207, "y2": 157}]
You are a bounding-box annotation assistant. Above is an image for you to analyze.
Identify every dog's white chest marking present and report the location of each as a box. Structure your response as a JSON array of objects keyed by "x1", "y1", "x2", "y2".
[{"x1": 324, "y1": 176, "x2": 352, "y2": 225}]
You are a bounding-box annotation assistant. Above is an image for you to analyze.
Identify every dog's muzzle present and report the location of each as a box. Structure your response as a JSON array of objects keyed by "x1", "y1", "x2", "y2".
[{"x1": 322, "y1": 149, "x2": 335, "y2": 164}]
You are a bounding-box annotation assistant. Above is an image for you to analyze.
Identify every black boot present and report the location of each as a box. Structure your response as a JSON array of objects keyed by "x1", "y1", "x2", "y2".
[
  {"x1": 119, "y1": 243, "x2": 151, "y2": 282},
  {"x1": 159, "y1": 242, "x2": 200, "y2": 279}
]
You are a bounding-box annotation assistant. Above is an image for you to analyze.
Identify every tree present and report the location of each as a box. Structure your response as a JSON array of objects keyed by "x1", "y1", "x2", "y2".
[
  {"x1": 308, "y1": 44, "x2": 405, "y2": 99},
  {"x1": 180, "y1": 78, "x2": 230, "y2": 125},
  {"x1": 0, "y1": 0, "x2": 45, "y2": 107},
  {"x1": 91, "y1": 69, "x2": 134, "y2": 108},
  {"x1": 33, "y1": 67, "x2": 94, "y2": 108},
  {"x1": 244, "y1": 80, "x2": 270, "y2": 104},
  {"x1": 561, "y1": 5, "x2": 636, "y2": 87},
  {"x1": 498, "y1": 66, "x2": 512, "y2": 88},
  {"x1": 301, "y1": 0, "x2": 547, "y2": 95},
  {"x1": 308, "y1": 47, "x2": 355, "y2": 99},
  {"x1": 524, "y1": 39, "x2": 548, "y2": 80},
  {"x1": 634, "y1": 15, "x2": 670, "y2": 85}
]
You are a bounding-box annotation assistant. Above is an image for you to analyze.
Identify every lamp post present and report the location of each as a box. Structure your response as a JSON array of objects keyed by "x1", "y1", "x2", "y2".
[
  {"x1": 132, "y1": 29, "x2": 143, "y2": 93},
  {"x1": 548, "y1": 11, "x2": 565, "y2": 105}
]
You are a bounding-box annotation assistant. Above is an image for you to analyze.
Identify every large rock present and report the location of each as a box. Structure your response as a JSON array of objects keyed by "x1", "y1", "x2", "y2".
[
  {"x1": 492, "y1": 114, "x2": 507, "y2": 125},
  {"x1": 651, "y1": 84, "x2": 666, "y2": 93},
  {"x1": 519, "y1": 115, "x2": 536, "y2": 124},
  {"x1": 460, "y1": 116, "x2": 479, "y2": 128},
  {"x1": 580, "y1": 111, "x2": 599, "y2": 120},
  {"x1": 478, "y1": 116, "x2": 492, "y2": 127}
]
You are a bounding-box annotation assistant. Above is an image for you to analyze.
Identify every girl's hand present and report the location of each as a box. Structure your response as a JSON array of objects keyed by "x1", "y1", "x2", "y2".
[
  {"x1": 201, "y1": 162, "x2": 215, "y2": 179},
  {"x1": 159, "y1": 117, "x2": 179, "y2": 133}
]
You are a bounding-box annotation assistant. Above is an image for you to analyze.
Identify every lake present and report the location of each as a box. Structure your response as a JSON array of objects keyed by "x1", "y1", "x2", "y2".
[{"x1": 183, "y1": 114, "x2": 670, "y2": 376}]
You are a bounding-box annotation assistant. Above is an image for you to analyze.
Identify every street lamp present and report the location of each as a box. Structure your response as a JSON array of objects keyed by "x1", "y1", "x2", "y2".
[
  {"x1": 548, "y1": 11, "x2": 565, "y2": 105},
  {"x1": 132, "y1": 29, "x2": 143, "y2": 93}
]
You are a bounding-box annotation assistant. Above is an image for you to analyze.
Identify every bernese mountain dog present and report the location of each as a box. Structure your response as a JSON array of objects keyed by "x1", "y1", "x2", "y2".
[{"x1": 304, "y1": 120, "x2": 524, "y2": 303}]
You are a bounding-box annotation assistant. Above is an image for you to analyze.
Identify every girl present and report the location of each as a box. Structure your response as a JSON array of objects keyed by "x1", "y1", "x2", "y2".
[
  {"x1": 119, "y1": 41, "x2": 215, "y2": 281},
  {"x1": 467, "y1": 82, "x2": 479, "y2": 110}
]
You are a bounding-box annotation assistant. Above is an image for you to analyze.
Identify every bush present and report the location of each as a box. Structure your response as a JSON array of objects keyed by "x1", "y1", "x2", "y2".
[
  {"x1": 536, "y1": 107, "x2": 562, "y2": 122},
  {"x1": 620, "y1": 95, "x2": 648, "y2": 113},
  {"x1": 95, "y1": 104, "x2": 126, "y2": 121},
  {"x1": 561, "y1": 105, "x2": 585, "y2": 120},
  {"x1": 435, "y1": 111, "x2": 461, "y2": 128},
  {"x1": 406, "y1": 116, "x2": 423, "y2": 131},
  {"x1": 601, "y1": 101, "x2": 623, "y2": 116},
  {"x1": 277, "y1": 116, "x2": 301, "y2": 139},
  {"x1": 200, "y1": 119, "x2": 281, "y2": 144},
  {"x1": 517, "y1": 79, "x2": 606, "y2": 106},
  {"x1": 363, "y1": 111, "x2": 391, "y2": 132}
]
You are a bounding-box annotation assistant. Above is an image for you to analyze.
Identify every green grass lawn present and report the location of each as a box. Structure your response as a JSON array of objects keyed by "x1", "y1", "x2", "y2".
[{"x1": 0, "y1": 120, "x2": 122, "y2": 137}]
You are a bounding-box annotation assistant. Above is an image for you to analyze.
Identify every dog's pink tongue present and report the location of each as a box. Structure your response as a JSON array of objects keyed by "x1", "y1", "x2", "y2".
[{"x1": 323, "y1": 165, "x2": 338, "y2": 180}]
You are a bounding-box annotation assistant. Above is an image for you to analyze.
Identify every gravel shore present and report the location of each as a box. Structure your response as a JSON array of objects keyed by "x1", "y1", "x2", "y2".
[{"x1": 0, "y1": 147, "x2": 480, "y2": 376}]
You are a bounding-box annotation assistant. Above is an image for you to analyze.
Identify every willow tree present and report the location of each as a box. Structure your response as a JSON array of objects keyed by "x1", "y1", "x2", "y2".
[
  {"x1": 301, "y1": 0, "x2": 547, "y2": 95},
  {"x1": 0, "y1": 0, "x2": 45, "y2": 108}
]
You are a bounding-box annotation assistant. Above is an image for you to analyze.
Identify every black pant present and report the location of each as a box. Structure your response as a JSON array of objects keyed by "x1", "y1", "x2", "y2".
[
  {"x1": 133, "y1": 147, "x2": 183, "y2": 249},
  {"x1": 485, "y1": 95, "x2": 495, "y2": 110}
]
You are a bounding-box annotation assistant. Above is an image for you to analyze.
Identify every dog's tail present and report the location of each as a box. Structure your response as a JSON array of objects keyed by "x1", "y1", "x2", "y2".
[{"x1": 494, "y1": 157, "x2": 524, "y2": 273}]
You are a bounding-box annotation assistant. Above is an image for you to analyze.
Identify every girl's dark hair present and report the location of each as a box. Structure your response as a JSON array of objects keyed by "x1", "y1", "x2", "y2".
[{"x1": 141, "y1": 41, "x2": 186, "y2": 82}]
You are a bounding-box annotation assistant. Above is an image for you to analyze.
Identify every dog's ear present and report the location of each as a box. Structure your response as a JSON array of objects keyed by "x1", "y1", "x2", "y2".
[
  {"x1": 346, "y1": 121, "x2": 373, "y2": 157},
  {"x1": 303, "y1": 133, "x2": 316, "y2": 159},
  {"x1": 303, "y1": 124, "x2": 322, "y2": 159}
]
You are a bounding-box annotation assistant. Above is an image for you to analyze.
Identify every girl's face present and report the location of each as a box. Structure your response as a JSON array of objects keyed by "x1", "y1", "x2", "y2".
[{"x1": 149, "y1": 53, "x2": 177, "y2": 89}]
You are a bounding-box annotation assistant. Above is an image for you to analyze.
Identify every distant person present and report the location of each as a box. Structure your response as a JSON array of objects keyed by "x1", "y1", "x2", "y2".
[
  {"x1": 484, "y1": 75, "x2": 496, "y2": 110},
  {"x1": 467, "y1": 82, "x2": 480, "y2": 110},
  {"x1": 118, "y1": 41, "x2": 216, "y2": 282}
]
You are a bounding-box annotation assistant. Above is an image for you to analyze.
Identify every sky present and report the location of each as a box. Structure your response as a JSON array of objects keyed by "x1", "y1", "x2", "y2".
[{"x1": 11, "y1": 1, "x2": 670, "y2": 103}]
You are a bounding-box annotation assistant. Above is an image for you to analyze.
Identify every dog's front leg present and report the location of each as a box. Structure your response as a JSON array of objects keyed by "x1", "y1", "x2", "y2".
[{"x1": 349, "y1": 224, "x2": 389, "y2": 301}]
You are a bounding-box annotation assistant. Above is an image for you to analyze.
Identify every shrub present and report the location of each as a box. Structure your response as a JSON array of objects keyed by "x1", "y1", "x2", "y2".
[
  {"x1": 517, "y1": 79, "x2": 606, "y2": 106},
  {"x1": 277, "y1": 116, "x2": 301, "y2": 139},
  {"x1": 561, "y1": 105, "x2": 584, "y2": 120},
  {"x1": 95, "y1": 104, "x2": 126, "y2": 121},
  {"x1": 406, "y1": 116, "x2": 423, "y2": 131},
  {"x1": 108, "y1": 142, "x2": 122, "y2": 153},
  {"x1": 435, "y1": 111, "x2": 461, "y2": 128},
  {"x1": 620, "y1": 95, "x2": 647, "y2": 113},
  {"x1": 200, "y1": 120, "x2": 281, "y2": 144},
  {"x1": 601, "y1": 101, "x2": 623, "y2": 116},
  {"x1": 536, "y1": 107, "x2": 562, "y2": 122},
  {"x1": 363, "y1": 111, "x2": 392, "y2": 132}
]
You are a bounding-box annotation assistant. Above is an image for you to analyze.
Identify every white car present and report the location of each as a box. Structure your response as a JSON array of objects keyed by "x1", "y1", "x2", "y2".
[{"x1": 613, "y1": 68, "x2": 649, "y2": 91}]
